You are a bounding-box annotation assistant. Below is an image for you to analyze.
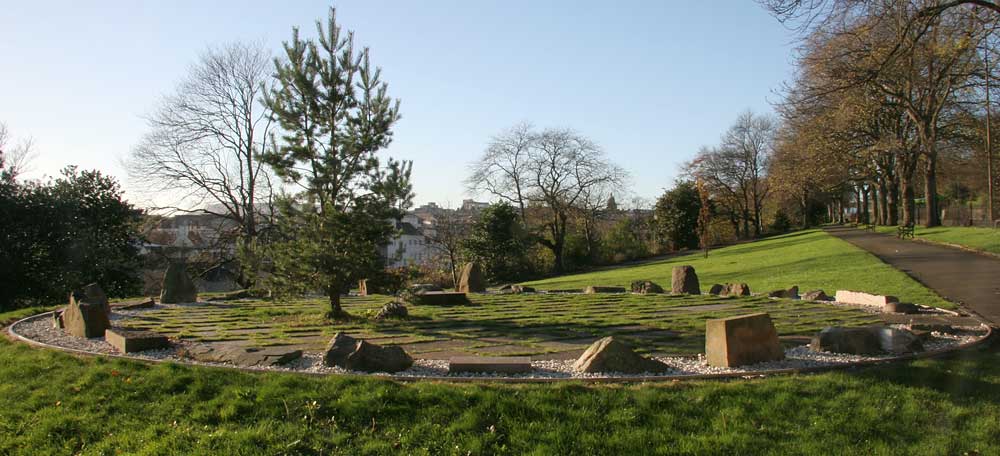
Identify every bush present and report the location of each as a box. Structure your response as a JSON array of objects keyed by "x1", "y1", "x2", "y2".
[
  {"x1": 771, "y1": 209, "x2": 792, "y2": 234},
  {"x1": 0, "y1": 167, "x2": 143, "y2": 310}
]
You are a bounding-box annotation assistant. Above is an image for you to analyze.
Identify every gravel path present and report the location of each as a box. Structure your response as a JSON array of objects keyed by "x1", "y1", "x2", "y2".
[{"x1": 10, "y1": 307, "x2": 988, "y2": 380}]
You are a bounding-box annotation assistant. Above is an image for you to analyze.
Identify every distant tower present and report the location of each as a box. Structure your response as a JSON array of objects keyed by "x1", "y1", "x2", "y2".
[{"x1": 606, "y1": 194, "x2": 618, "y2": 212}]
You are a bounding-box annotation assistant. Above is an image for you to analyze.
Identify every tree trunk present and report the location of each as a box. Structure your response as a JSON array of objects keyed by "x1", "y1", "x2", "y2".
[
  {"x1": 861, "y1": 185, "x2": 870, "y2": 224},
  {"x1": 923, "y1": 155, "x2": 941, "y2": 227},
  {"x1": 329, "y1": 292, "x2": 343, "y2": 318},
  {"x1": 901, "y1": 175, "x2": 916, "y2": 226}
]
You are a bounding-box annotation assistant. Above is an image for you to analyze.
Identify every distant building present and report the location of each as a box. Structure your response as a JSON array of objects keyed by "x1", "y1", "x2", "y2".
[
  {"x1": 460, "y1": 199, "x2": 490, "y2": 212},
  {"x1": 382, "y1": 214, "x2": 435, "y2": 268}
]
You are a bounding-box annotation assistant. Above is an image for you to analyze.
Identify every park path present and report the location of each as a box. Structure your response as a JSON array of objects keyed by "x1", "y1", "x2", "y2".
[{"x1": 825, "y1": 226, "x2": 1000, "y2": 325}]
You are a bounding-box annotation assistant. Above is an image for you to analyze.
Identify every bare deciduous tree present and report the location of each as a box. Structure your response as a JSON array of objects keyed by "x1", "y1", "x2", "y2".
[
  {"x1": 467, "y1": 125, "x2": 628, "y2": 273},
  {"x1": 127, "y1": 42, "x2": 274, "y2": 285},
  {"x1": 0, "y1": 122, "x2": 36, "y2": 180},
  {"x1": 688, "y1": 111, "x2": 776, "y2": 238},
  {"x1": 424, "y1": 209, "x2": 471, "y2": 286}
]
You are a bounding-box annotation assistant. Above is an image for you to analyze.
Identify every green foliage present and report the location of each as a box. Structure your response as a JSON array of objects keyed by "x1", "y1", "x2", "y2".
[
  {"x1": 463, "y1": 203, "x2": 535, "y2": 283},
  {"x1": 265, "y1": 197, "x2": 399, "y2": 314},
  {"x1": 770, "y1": 209, "x2": 792, "y2": 234},
  {"x1": 601, "y1": 217, "x2": 650, "y2": 263},
  {"x1": 262, "y1": 8, "x2": 412, "y2": 316},
  {"x1": 0, "y1": 168, "x2": 142, "y2": 310},
  {"x1": 654, "y1": 181, "x2": 702, "y2": 251}
]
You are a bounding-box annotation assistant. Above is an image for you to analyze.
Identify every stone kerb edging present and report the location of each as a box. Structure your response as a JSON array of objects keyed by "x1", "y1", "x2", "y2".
[{"x1": 5, "y1": 310, "x2": 994, "y2": 384}]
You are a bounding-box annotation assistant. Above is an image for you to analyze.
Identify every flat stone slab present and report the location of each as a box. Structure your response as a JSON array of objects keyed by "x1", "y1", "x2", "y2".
[
  {"x1": 179, "y1": 343, "x2": 302, "y2": 367},
  {"x1": 584, "y1": 286, "x2": 627, "y2": 294},
  {"x1": 113, "y1": 298, "x2": 156, "y2": 311},
  {"x1": 449, "y1": 356, "x2": 533, "y2": 374},
  {"x1": 835, "y1": 290, "x2": 899, "y2": 308},
  {"x1": 104, "y1": 328, "x2": 170, "y2": 353},
  {"x1": 411, "y1": 292, "x2": 471, "y2": 306}
]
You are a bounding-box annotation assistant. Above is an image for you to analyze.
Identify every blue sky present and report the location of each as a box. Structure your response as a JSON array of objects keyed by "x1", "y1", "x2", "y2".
[{"x1": 0, "y1": 1, "x2": 795, "y2": 208}]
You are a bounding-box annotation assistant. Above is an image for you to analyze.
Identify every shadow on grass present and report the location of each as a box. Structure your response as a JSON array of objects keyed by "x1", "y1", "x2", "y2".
[{"x1": 854, "y1": 339, "x2": 1000, "y2": 404}]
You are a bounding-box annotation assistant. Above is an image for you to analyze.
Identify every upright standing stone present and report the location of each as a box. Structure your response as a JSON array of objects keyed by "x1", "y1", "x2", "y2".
[
  {"x1": 62, "y1": 290, "x2": 111, "y2": 338},
  {"x1": 159, "y1": 262, "x2": 198, "y2": 304},
  {"x1": 705, "y1": 313, "x2": 784, "y2": 367},
  {"x1": 358, "y1": 279, "x2": 368, "y2": 297},
  {"x1": 323, "y1": 333, "x2": 413, "y2": 373},
  {"x1": 671, "y1": 265, "x2": 701, "y2": 294},
  {"x1": 457, "y1": 262, "x2": 486, "y2": 293},
  {"x1": 73, "y1": 283, "x2": 109, "y2": 315}
]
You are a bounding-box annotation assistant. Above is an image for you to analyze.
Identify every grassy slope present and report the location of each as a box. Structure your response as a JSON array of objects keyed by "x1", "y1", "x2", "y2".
[
  {"x1": 876, "y1": 225, "x2": 1000, "y2": 255},
  {"x1": 527, "y1": 229, "x2": 952, "y2": 309},
  {"x1": 0, "y1": 332, "x2": 997, "y2": 455}
]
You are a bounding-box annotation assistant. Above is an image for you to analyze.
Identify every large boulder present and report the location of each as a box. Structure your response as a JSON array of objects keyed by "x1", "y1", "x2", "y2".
[
  {"x1": 323, "y1": 333, "x2": 413, "y2": 373},
  {"x1": 671, "y1": 266, "x2": 701, "y2": 294},
  {"x1": 767, "y1": 286, "x2": 799, "y2": 299},
  {"x1": 809, "y1": 327, "x2": 883, "y2": 355},
  {"x1": 374, "y1": 301, "x2": 408, "y2": 320},
  {"x1": 708, "y1": 284, "x2": 725, "y2": 296},
  {"x1": 457, "y1": 263, "x2": 486, "y2": 293},
  {"x1": 63, "y1": 290, "x2": 111, "y2": 338},
  {"x1": 801, "y1": 290, "x2": 831, "y2": 301},
  {"x1": 873, "y1": 327, "x2": 924, "y2": 354},
  {"x1": 159, "y1": 262, "x2": 198, "y2": 304},
  {"x1": 884, "y1": 302, "x2": 919, "y2": 314},
  {"x1": 630, "y1": 280, "x2": 665, "y2": 294},
  {"x1": 572, "y1": 337, "x2": 671, "y2": 374},
  {"x1": 705, "y1": 313, "x2": 784, "y2": 367},
  {"x1": 810, "y1": 326, "x2": 923, "y2": 355},
  {"x1": 724, "y1": 283, "x2": 751, "y2": 297}
]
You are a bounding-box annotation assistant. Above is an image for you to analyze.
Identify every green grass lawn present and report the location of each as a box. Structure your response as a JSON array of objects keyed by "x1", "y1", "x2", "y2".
[
  {"x1": 0, "y1": 322, "x2": 997, "y2": 455},
  {"x1": 875, "y1": 225, "x2": 1000, "y2": 255},
  {"x1": 2, "y1": 228, "x2": 990, "y2": 454},
  {"x1": 526, "y1": 229, "x2": 952, "y2": 309}
]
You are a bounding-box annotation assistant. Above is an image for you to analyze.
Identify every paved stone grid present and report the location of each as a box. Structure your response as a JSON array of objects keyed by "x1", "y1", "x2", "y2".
[{"x1": 117, "y1": 293, "x2": 885, "y2": 360}]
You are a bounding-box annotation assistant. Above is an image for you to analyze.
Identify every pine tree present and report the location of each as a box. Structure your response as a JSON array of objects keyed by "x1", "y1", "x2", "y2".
[{"x1": 264, "y1": 8, "x2": 413, "y2": 318}]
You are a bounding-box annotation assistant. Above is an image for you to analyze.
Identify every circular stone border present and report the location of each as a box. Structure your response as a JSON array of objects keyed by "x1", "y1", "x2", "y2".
[{"x1": 5, "y1": 310, "x2": 994, "y2": 383}]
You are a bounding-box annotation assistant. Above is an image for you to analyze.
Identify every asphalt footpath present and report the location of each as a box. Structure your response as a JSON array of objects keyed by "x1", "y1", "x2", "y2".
[{"x1": 825, "y1": 226, "x2": 1000, "y2": 325}]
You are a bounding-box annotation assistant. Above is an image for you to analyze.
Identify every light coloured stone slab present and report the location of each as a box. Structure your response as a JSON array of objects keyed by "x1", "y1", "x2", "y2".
[
  {"x1": 834, "y1": 290, "x2": 899, "y2": 308},
  {"x1": 448, "y1": 356, "x2": 532, "y2": 374},
  {"x1": 104, "y1": 328, "x2": 170, "y2": 353}
]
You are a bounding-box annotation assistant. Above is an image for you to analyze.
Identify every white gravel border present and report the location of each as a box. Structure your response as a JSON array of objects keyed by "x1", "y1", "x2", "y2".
[{"x1": 8, "y1": 307, "x2": 991, "y2": 381}]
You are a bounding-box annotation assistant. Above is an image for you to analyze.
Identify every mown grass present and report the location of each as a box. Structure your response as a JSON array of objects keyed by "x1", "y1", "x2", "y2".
[
  {"x1": 875, "y1": 225, "x2": 1000, "y2": 255},
  {"x1": 526, "y1": 229, "x2": 952, "y2": 309},
  {"x1": 117, "y1": 293, "x2": 883, "y2": 357},
  {"x1": 0, "y1": 326, "x2": 997, "y2": 455}
]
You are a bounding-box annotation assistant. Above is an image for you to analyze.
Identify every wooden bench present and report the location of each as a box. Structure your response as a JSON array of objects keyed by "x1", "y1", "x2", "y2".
[
  {"x1": 897, "y1": 222, "x2": 915, "y2": 240},
  {"x1": 864, "y1": 222, "x2": 876, "y2": 232}
]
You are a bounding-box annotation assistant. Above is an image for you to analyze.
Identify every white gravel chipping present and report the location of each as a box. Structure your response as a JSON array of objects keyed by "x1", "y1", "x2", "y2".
[{"x1": 9, "y1": 311, "x2": 988, "y2": 380}]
